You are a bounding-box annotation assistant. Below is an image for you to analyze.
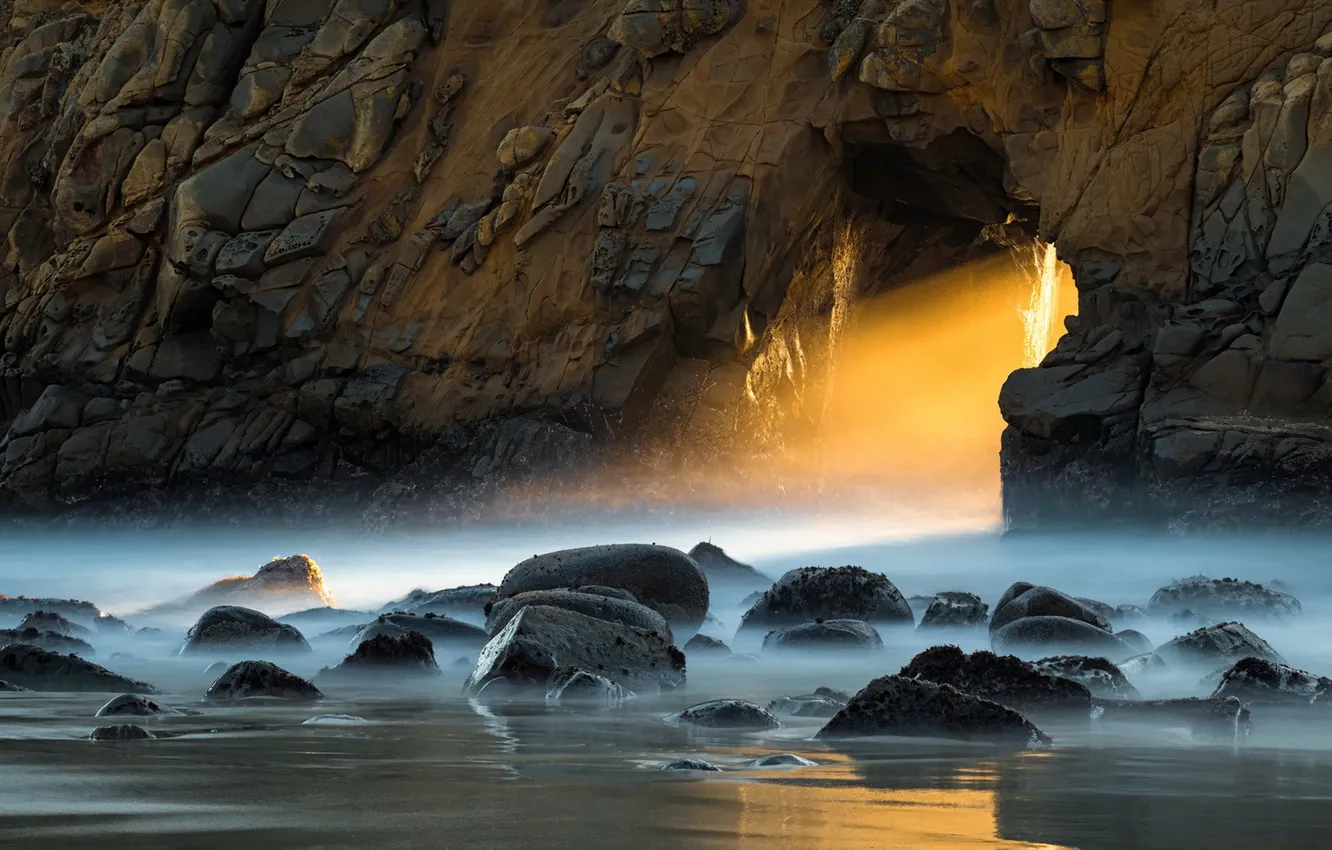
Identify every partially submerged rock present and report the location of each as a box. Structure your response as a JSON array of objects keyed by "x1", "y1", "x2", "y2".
[
  {"x1": 319, "y1": 631, "x2": 441, "y2": 679},
  {"x1": 815, "y1": 676, "x2": 1051, "y2": 747},
  {"x1": 1032, "y1": 655, "x2": 1141, "y2": 700},
  {"x1": 90, "y1": 724, "x2": 155, "y2": 741},
  {"x1": 350, "y1": 613, "x2": 489, "y2": 652},
  {"x1": 486, "y1": 589, "x2": 672, "y2": 641},
  {"x1": 148, "y1": 555, "x2": 337, "y2": 616},
  {"x1": 766, "y1": 692, "x2": 845, "y2": 718},
  {"x1": 991, "y1": 616, "x2": 1135, "y2": 660},
  {"x1": 918, "y1": 592, "x2": 989, "y2": 628},
  {"x1": 900, "y1": 645, "x2": 1092, "y2": 714},
  {"x1": 1211, "y1": 657, "x2": 1332, "y2": 706},
  {"x1": 683, "y1": 633, "x2": 731, "y2": 656},
  {"x1": 0, "y1": 644, "x2": 155, "y2": 693},
  {"x1": 497, "y1": 544, "x2": 709, "y2": 631},
  {"x1": 464, "y1": 605, "x2": 685, "y2": 696},
  {"x1": 96, "y1": 693, "x2": 184, "y2": 717},
  {"x1": 738, "y1": 566, "x2": 912, "y2": 633},
  {"x1": 0, "y1": 627, "x2": 95, "y2": 656},
  {"x1": 662, "y1": 758, "x2": 721, "y2": 771},
  {"x1": 180, "y1": 606, "x2": 312, "y2": 655},
  {"x1": 762, "y1": 619, "x2": 883, "y2": 652},
  {"x1": 204, "y1": 660, "x2": 324, "y2": 702},
  {"x1": 665, "y1": 699, "x2": 781, "y2": 730},
  {"x1": 748, "y1": 753, "x2": 817, "y2": 767},
  {"x1": 545, "y1": 666, "x2": 633, "y2": 705},
  {"x1": 990, "y1": 584, "x2": 1112, "y2": 634},
  {"x1": 1093, "y1": 696, "x2": 1252, "y2": 743},
  {"x1": 1149, "y1": 578, "x2": 1301, "y2": 621},
  {"x1": 1154, "y1": 622, "x2": 1286, "y2": 670}
]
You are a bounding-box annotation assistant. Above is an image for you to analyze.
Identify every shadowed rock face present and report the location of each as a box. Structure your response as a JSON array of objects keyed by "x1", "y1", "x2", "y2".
[
  {"x1": 318, "y1": 631, "x2": 441, "y2": 679},
  {"x1": 0, "y1": 643, "x2": 155, "y2": 692},
  {"x1": 205, "y1": 660, "x2": 324, "y2": 702},
  {"x1": 4, "y1": 0, "x2": 1332, "y2": 528},
  {"x1": 900, "y1": 645, "x2": 1093, "y2": 713}
]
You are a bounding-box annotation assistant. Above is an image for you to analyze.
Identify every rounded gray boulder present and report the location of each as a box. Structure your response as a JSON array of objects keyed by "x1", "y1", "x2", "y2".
[{"x1": 738, "y1": 566, "x2": 912, "y2": 634}]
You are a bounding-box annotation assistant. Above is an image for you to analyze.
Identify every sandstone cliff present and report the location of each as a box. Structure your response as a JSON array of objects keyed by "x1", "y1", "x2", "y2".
[{"x1": 0, "y1": 0, "x2": 1329, "y2": 527}]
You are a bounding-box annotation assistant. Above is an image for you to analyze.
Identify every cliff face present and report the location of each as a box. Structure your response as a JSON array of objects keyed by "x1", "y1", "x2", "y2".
[{"x1": 0, "y1": 0, "x2": 1329, "y2": 527}]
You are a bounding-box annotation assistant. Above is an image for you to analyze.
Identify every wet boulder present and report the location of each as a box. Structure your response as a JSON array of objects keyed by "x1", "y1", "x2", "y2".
[
  {"x1": 687, "y1": 542, "x2": 772, "y2": 594},
  {"x1": 485, "y1": 589, "x2": 672, "y2": 641},
  {"x1": 204, "y1": 660, "x2": 324, "y2": 702},
  {"x1": 900, "y1": 645, "x2": 1092, "y2": 714},
  {"x1": 761, "y1": 619, "x2": 883, "y2": 652},
  {"x1": 1148, "y1": 578, "x2": 1300, "y2": 621},
  {"x1": 0, "y1": 644, "x2": 155, "y2": 692},
  {"x1": 1093, "y1": 696, "x2": 1251, "y2": 743},
  {"x1": 497, "y1": 544, "x2": 709, "y2": 632},
  {"x1": 738, "y1": 566, "x2": 912, "y2": 634},
  {"x1": 350, "y1": 613, "x2": 489, "y2": 653},
  {"x1": 1154, "y1": 622, "x2": 1286, "y2": 670},
  {"x1": 89, "y1": 724, "x2": 155, "y2": 741},
  {"x1": 918, "y1": 592, "x2": 989, "y2": 628},
  {"x1": 991, "y1": 616, "x2": 1136, "y2": 660},
  {"x1": 180, "y1": 606, "x2": 312, "y2": 655},
  {"x1": 749, "y1": 753, "x2": 817, "y2": 767},
  {"x1": 990, "y1": 584, "x2": 1111, "y2": 634},
  {"x1": 815, "y1": 676, "x2": 1051, "y2": 746},
  {"x1": 18, "y1": 611, "x2": 92, "y2": 638},
  {"x1": 665, "y1": 699, "x2": 781, "y2": 730},
  {"x1": 319, "y1": 631, "x2": 441, "y2": 680},
  {"x1": 381, "y1": 584, "x2": 497, "y2": 622},
  {"x1": 662, "y1": 758, "x2": 721, "y2": 771},
  {"x1": 683, "y1": 633, "x2": 731, "y2": 656},
  {"x1": 1211, "y1": 657, "x2": 1332, "y2": 706},
  {"x1": 464, "y1": 605, "x2": 685, "y2": 696},
  {"x1": 766, "y1": 689, "x2": 847, "y2": 718},
  {"x1": 0, "y1": 627, "x2": 95, "y2": 655},
  {"x1": 1032, "y1": 655, "x2": 1141, "y2": 700},
  {"x1": 96, "y1": 693, "x2": 185, "y2": 717},
  {"x1": 544, "y1": 666, "x2": 633, "y2": 705}
]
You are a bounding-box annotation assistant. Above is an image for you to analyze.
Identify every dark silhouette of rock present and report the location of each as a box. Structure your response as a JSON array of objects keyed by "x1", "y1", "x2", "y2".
[
  {"x1": 148, "y1": 555, "x2": 337, "y2": 617},
  {"x1": 180, "y1": 606, "x2": 312, "y2": 655},
  {"x1": 815, "y1": 676, "x2": 1051, "y2": 746},
  {"x1": 1149, "y1": 578, "x2": 1301, "y2": 621},
  {"x1": 544, "y1": 666, "x2": 633, "y2": 705},
  {"x1": 498, "y1": 544, "x2": 709, "y2": 632},
  {"x1": 0, "y1": 644, "x2": 155, "y2": 692},
  {"x1": 464, "y1": 605, "x2": 685, "y2": 696},
  {"x1": 761, "y1": 619, "x2": 883, "y2": 652},
  {"x1": 486, "y1": 589, "x2": 672, "y2": 641},
  {"x1": 662, "y1": 759, "x2": 720, "y2": 771},
  {"x1": 89, "y1": 724, "x2": 155, "y2": 741},
  {"x1": 992, "y1": 616, "x2": 1135, "y2": 660},
  {"x1": 666, "y1": 699, "x2": 780, "y2": 730},
  {"x1": 683, "y1": 633, "x2": 731, "y2": 656},
  {"x1": 900, "y1": 645, "x2": 1092, "y2": 714},
  {"x1": 990, "y1": 584, "x2": 1112, "y2": 634},
  {"x1": 96, "y1": 693, "x2": 185, "y2": 717},
  {"x1": 18, "y1": 611, "x2": 92, "y2": 637},
  {"x1": 204, "y1": 660, "x2": 324, "y2": 702},
  {"x1": 919, "y1": 592, "x2": 989, "y2": 628},
  {"x1": 319, "y1": 631, "x2": 441, "y2": 679},
  {"x1": 0, "y1": 627, "x2": 94, "y2": 655},
  {"x1": 1154, "y1": 622, "x2": 1286, "y2": 670},
  {"x1": 350, "y1": 613, "x2": 489, "y2": 652},
  {"x1": 1211, "y1": 657, "x2": 1332, "y2": 706},
  {"x1": 1032, "y1": 655, "x2": 1141, "y2": 700},
  {"x1": 738, "y1": 566, "x2": 912, "y2": 634}
]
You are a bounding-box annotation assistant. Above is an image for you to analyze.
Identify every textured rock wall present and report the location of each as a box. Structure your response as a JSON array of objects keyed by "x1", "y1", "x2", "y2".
[{"x1": 0, "y1": 0, "x2": 1330, "y2": 526}]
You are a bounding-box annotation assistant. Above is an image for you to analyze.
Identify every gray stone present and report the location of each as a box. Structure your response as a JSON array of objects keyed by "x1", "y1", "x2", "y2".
[
  {"x1": 149, "y1": 331, "x2": 221, "y2": 382},
  {"x1": 665, "y1": 699, "x2": 780, "y2": 730},
  {"x1": 738, "y1": 566, "x2": 912, "y2": 634},
  {"x1": 486, "y1": 589, "x2": 672, "y2": 640},
  {"x1": 96, "y1": 693, "x2": 185, "y2": 717},
  {"x1": 991, "y1": 616, "x2": 1136, "y2": 660},
  {"x1": 990, "y1": 584, "x2": 1111, "y2": 634},
  {"x1": 264, "y1": 209, "x2": 345, "y2": 265},
  {"x1": 180, "y1": 606, "x2": 312, "y2": 654},
  {"x1": 544, "y1": 666, "x2": 633, "y2": 705},
  {"x1": 215, "y1": 230, "x2": 280, "y2": 277},
  {"x1": 174, "y1": 148, "x2": 272, "y2": 232},
  {"x1": 241, "y1": 171, "x2": 305, "y2": 231},
  {"x1": 1271, "y1": 264, "x2": 1332, "y2": 361},
  {"x1": 349, "y1": 613, "x2": 489, "y2": 652},
  {"x1": 919, "y1": 591, "x2": 989, "y2": 628}
]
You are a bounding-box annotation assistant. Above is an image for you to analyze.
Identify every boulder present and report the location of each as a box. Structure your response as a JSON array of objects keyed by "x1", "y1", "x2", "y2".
[
  {"x1": 497, "y1": 544, "x2": 709, "y2": 632},
  {"x1": 991, "y1": 616, "x2": 1136, "y2": 660},
  {"x1": 350, "y1": 613, "x2": 489, "y2": 653},
  {"x1": 687, "y1": 542, "x2": 772, "y2": 593},
  {"x1": 464, "y1": 605, "x2": 685, "y2": 695},
  {"x1": 1211, "y1": 657, "x2": 1332, "y2": 706},
  {"x1": 990, "y1": 584, "x2": 1112, "y2": 634},
  {"x1": 179, "y1": 606, "x2": 312, "y2": 654},
  {"x1": 89, "y1": 724, "x2": 155, "y2": 741},
  {"x1": 1154, "y1": 622, "x2": 1286, "y2": 670},
  {"x1": 381, "y1": 584, "x2": 497, "y2": 621},
  {"x1": 815, "y1": 676, "x2": 1051, "y2": 746},
  {"x1": 17, "y1": 611, "x2": 92, "y2": 637},
  {"x1": 0, "y1": 644, "x2": 156, "y2": 692},
  {"x1": 319, "y1": 631, "x2": 441, "y2": 679},
  {"x1": 665, "y1": 699, "x2": 780, "y2": 730},
  {"x1": 918, "y1": 592, "x2": 989, "y2": 628},
  {"x1": 1073, "y1": 597, "x2": 1118, "y2": 623},
  {"x1": 761, "y1": 619, "x2": 883, "y2": 652},
  {"x1": 765, "y1": 690, "x2": 846, "y2": 718},
  {"x1": 1032, "y1": 655, "x2": 1141, "y2": 700},
  {"x1": 683, "y1": 633, "x2": 731, "y2": 656},
  {"x1": 900, "y1": 645, "x2": 1092, "y2": 714},
  {"x1": 662, "y1": 758, "x2": 721, "y2": 771},
  {"x1": 544, "y1": 666, "x2": 633, "y2": 705},
  {"x1": 737, "y1": 566, "x2": 912, "y2": 634},
  {"x1": 1093, "y1": 696, "x2": 1252, "y2": 743},
  {"x1": 204, "y1": 660, "x2": 324, "y2": 702},
  {"x1": 1148, "y1": 578, "x2": 1301, "y2": 621},
  {"x1": 485, "y1": 589, "x2": 672, "y2": 641},
  {"x1": 748, "y1": 753, "x2": 817, "y2": 767},
  {"x1": 149, "y1": 555, "x2": 336, "y2": 616},
  {"x1": 0, "y1": 628, "x2": 95, "y2": 655},
  {"x1": 94, "y1": 694, "x2": 176, "y2": 717},
  {"x1": 1115, "y1": 629, "x2": 1153, "y2": 655}
]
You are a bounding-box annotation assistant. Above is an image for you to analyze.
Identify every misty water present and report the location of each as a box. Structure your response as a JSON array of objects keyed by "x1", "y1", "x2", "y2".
[{"x1": 5, "y1": 511, "x2": 1332, "y2": 849}]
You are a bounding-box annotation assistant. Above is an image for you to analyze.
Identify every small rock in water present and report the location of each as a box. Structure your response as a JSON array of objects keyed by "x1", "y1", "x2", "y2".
[
  {"x1": 901, "y1": 645, "x2": 1092, "y2": 714},
  {"x1": 319, "y1": 631, "x2": 441, "y2": 680},
  {"x1": 766, "y1": 694, "x2": 845, "y2": 718},
  {"x1": 0, "y1": 644, "x2": 156, "y2": 693},
  {"x1": 683, "y1": 634, "x2": 731, "y2": 656},
  {"x1": 662, "y1": 758, "x2": 721, "y2": 772},
  {"x1": 918, "y1": 592, "x2": 989, "y2": 628},
  {"x1": 748, "y1": 753, "x2": 817, "y2": 768},
  {"x1": 89, "y1": 724, "x2": 155, "y2": 741},
  {"x1": 96, "y1": 693, "x2": 183, "y2": 717},
  {"x1": 545, "y1": 666, "x2": 633, "y2": 706},
  {"x1": 665, "y1": 699, "x2": 781, "y2": 730},
  {"x1": 351, "y1": 613, "x2": 489, "y2": 653},
  {"x1": 815, "y1": 676, "x2": 1051, "y2": 747},
  {"x1": 486, "y1": 589, "x2": 672, "y2": 642},
  {"x1": 1032, "y1": 655, "x2": 1141, "y2": 700},
  {"x1": 303, "y1": 714, "x2": 369, "y2": 725},
  {"x1": 204, "y1": 660, "x2": 324, "y2": 702},
  {"x1": 738, "y1": 566, "x2": 913, "y2": 633},
  {"x1": 762, "y1": 619, "x2": 883, "y2": 652}
]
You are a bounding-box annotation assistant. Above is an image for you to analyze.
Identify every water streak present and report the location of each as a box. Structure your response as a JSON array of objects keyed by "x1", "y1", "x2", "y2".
[{"x1": 1020, "y1": 242, "x2": 1061, "y2": 367}]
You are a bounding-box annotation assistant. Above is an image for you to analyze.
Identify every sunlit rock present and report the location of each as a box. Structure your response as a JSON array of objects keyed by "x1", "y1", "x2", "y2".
[{"x1": 148, "y1": 555, "x2": 336, "y2": 617}]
